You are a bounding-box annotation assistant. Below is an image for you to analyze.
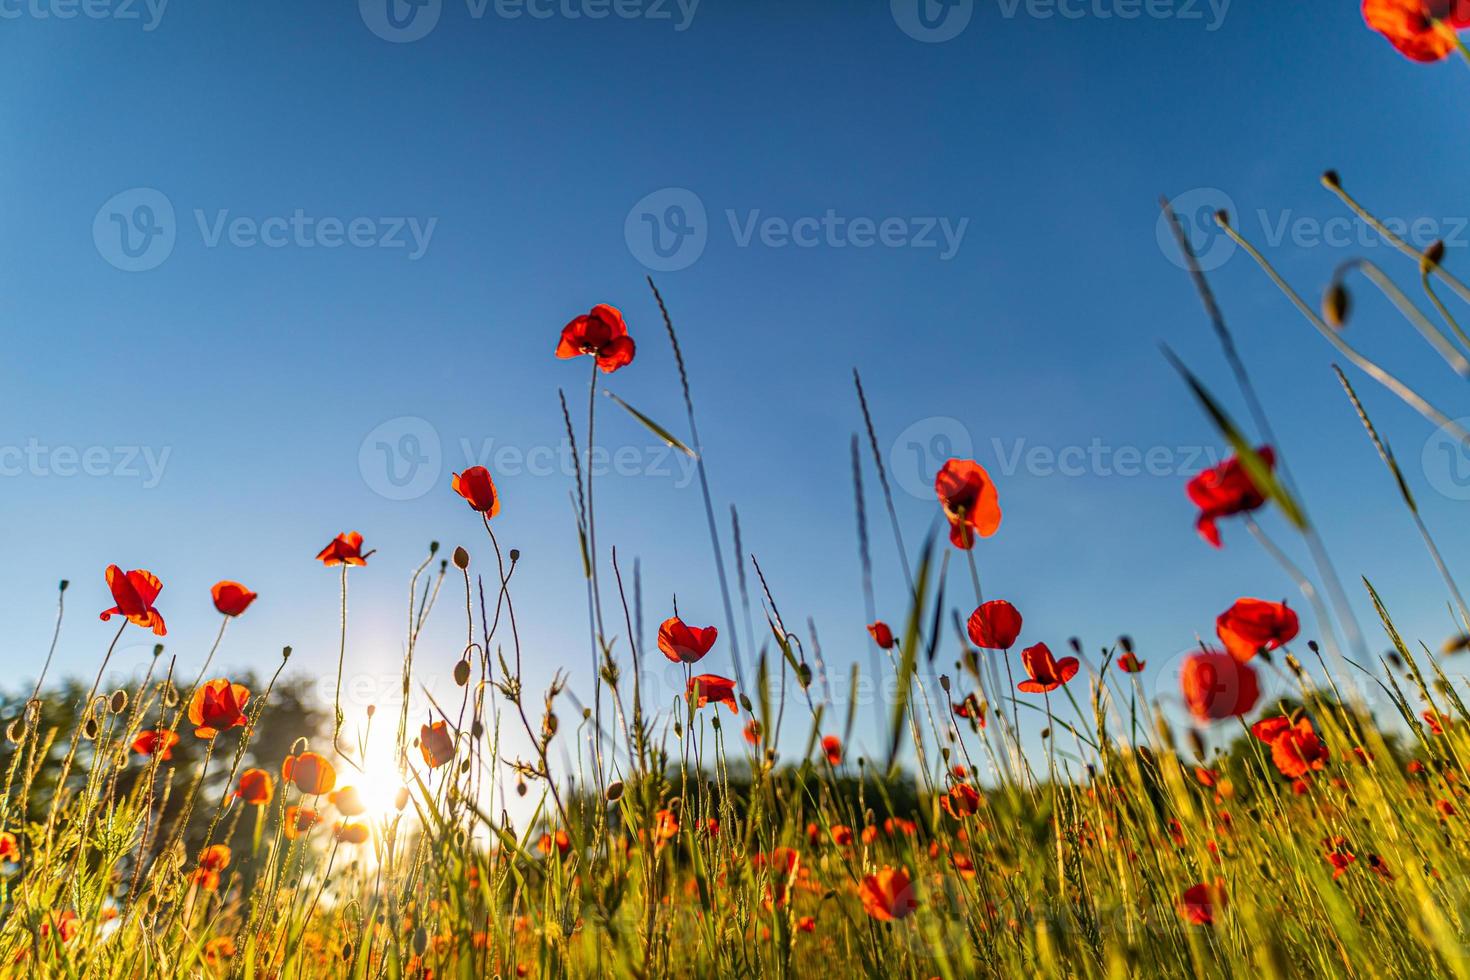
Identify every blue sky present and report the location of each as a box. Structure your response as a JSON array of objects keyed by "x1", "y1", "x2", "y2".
[{"x1": 3, "y1": 1, "x2": 1470, "y2": 775}]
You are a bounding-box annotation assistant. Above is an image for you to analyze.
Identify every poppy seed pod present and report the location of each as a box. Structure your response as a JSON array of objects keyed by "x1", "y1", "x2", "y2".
[
  {"x1": 1321, "y1": 170, "x2": 1340, "y2": 189},
  {"x1": 1323, "y1": 284, "x2": 1350, "y2": 329},
  {"x1": 1424, "y1": 240, "x2": 1446, "y2": 273}
]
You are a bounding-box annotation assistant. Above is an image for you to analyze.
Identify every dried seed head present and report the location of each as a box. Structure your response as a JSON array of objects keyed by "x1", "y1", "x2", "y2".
[{"x1": 1323, "y1": 284, "x2": 1350, "y2": 329}]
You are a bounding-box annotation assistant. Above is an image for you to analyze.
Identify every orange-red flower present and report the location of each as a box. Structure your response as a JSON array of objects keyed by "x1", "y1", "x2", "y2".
[
  {"x1": 329, "y1": 786, "x2": 366, "y2": 816},
  {"x1": 555, "y1": 304, "x2": 635, "y2": 373},
  {"x1": 452, "y1": 466, "x2": 501, "y2": 516},
  {"x1": 658, "y1": 616, "x2": 718, "y2": 664},
  {"x1": 653, "y1": 809, "x2": 679, "y2": 843},
  {"x1": 284, "y1": 805, "x2": 320, "y2": 840},
  {"x1": 1216, "y1": 598, "x2": 1298, "y2": 662},
  {"x1": 1178, "y1": 880, "x2": 1225, "y2": 926},
  {"x1": 188, "y1": 679, "x2": 250, "y2": 738},
  {"x1": 867, "y1": 620, "x2": 895, "y2": 650},
  {"x1": 334, "y1": 822, "x2": 370, "y2": 844},
  {"x1": 796, "y1": 915, "x2": 816, "y2": 933},
  {"x1": 687, "y1": 674, "x2": 737, "y2": 713},
  {"x1": 236, "y1": 768, "x2": 274, "y2": 805},
  {"x1": 1186, "y1": 447, "x2": 1274, "y2": 548},
  {"x1": 1181, "y1": 650, "x2": 1259, "y2": 722},
  {"x1": 0, "y1": 832, "x2": 18, "y2": 863},
  {"x1": 210, "y1": 580, "x2": 257, "y2": 617},
  {"x1": 742, "y1": 718, "x2": 763, "y2": 744},
  {"x1": 131, "y1": 729, "x2": 178, "y2": 760},
  {"x1": 1263, "y1": 718, "x2": 1330, "y2": 779},
  {"x1": 1363, "y1": 0, "x2": 1470, "y2": 62},
  {"x1": 1017, "y1": 643, "x2": 1079, "y2": 693},
  {"x1": 198, "y1": 844, "x2": 231, "y2": 873},
  {"x1": 420, "y1": 721, "x2": 454, "y2": 769},
  {"x1": 831, "y1": 824, "x2": 854, "y2": 846},
  {"x1": 941, "y1": 783, "x2": 982, "y2": 819},
  {"x1": 282, "y1": 750, "x2": 337, "y2": 796},
  {"x1": 953, "y1": 693, "x2": 986, "y2": 726},
  {"x1": 935, "y1": 459, "x2": 1002, "y2": 549},
  {"x1": 315, "y1": 531, "x2": 369, "y2": 567},
  {"x1": 538, "y1": 829, "x2": 571, "y2": 856},
  {"x1": 858, "y1": 866, "x2": 919, "y2": 922},
  {"x1": 99, "y1": 565, "x2": 167, "y2": 636},
  {"x1": 1117, "y1": 652, "x2": 1145, "y2": 673},
  {"x1": 967, "y1": 600, "x2": 1022, "y2": 650},
  {"x1": 821, "y1": 735, "x2": 843, "y2": 766}
]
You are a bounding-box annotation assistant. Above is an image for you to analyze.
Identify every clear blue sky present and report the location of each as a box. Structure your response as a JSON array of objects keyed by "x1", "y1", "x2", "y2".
[{"x1": 3, "y1": 2, "x2": 1469, "y2": 772}]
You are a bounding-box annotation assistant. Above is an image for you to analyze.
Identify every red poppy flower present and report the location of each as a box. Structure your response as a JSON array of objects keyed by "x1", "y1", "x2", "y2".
[
  {"x1": 236, "y1": 768, "x2": 273, "y2": 805},
  {"x1": 198, "y1": 844, "x2": 231, "y2": 873},
  {"x1": 452, "y1": 466, "x2": 501, "y2": 516},
  {"x1": 188, "y1": 679, "x2": 250, "y2": 738},
  {"x1": 538, "y1": 829, "x2": 571, "y2": 856},
  {"x1": 1017, "y1": 642, "x2": 1079, "y2": 693},
  {"x1": 0, "y1": 832, "x2": 17, "y2": 863},
  {"x1": 940, "y1": 783, "x2": 982, "y2": 819},
  {"x1": 1186, "y1": 447, "x2": 1274, "y2": 548},
  {"x1": 953, "y1": 693, "x2": 986, "y2": 726},
  {"x1": 210, "y1": 581, "x2": 257, "y2": 617},
  {"x1": 867, "y1": 621, "x2": 896, "y2": 650},
  {"x1": 821, "y1": 734, "x2": 843, "y2": 766},
  {"x1": 967, "y1": 600, "x2": 1022, "y2": 650},
  {"x1": 687, "y1": 674, "x2": 737, "y2": 713},
  {"x1": 99, "y1": 565, "x2": 167, "y2": 636},
  {"x1": 329, "y1": 786, "x2": 366, "y2": 816},
  {"x1": 858, "y1": 866, "x2": 919, "y2": 921},
  {"x1": 1424, "y1": 710, "x2": 1450, "y2": 735},
  {"x1": 1178, "y1": 880, "x2": 1226, "y2": 926},
  {"x1": 1363, "y1": 0, "x2": 1470, "y2": 62},
  {"x1": 1250, "y1": 715, "x2": 1292, "y2": 744},
  {"x1": 658, "y1": 616, "x2": 718, "y2": 664},
  {"x1": 315, "y1": 531, "x2": 369, "y2": 567},
  {"x1": 555, "y1": 304, "x2": 635, "y2": 373},
  {"x1": 334, "y1": 822, "x2": 370, "y2": 844},
  {"x1": 284, "y1": 805, "x2": 320, "y2": 840},
  {"x1": 935, "y1": 459, "x2": 1002, "y2": 549},
  {"x1": 131, "y1": 729, "x2": 178, "y2": 760},
  {"x1": 884, "y1": 817, "x2": 918, "y2": 837},
  {"x1": 1216, "y1": 598, "x2": 1299, "y2": 662},
  {"x1": 282, "y1": 750, "x2": 337, "y2": 796},
  {"x1": 1181, "y1": 650, "x2": 1259, "y2": 722},
  {"x1": 796, "y1": 915, "x2": 816, "y2": 933},
  {"x1": 1270, "y1": 719, "x2": 1330, "y2": 779},
  {"x1": 1117, "y1": 652, "x2": 1146, "y2": 673},
  {"x1": 1194, "y1": 767, "x2": 1218, "y2": 788},
  {"x1": 420, "y1": 720, "x2": 454, "y2": 769},
  {"x1": 742, "y1": 718, "x2": 763, "y2": 744}
]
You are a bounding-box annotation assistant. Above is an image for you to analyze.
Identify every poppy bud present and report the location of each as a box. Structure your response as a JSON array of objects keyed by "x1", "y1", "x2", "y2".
[
  {"x1": 1120, "y1": 634, "x2": 1134, "y2": 653},
  {"x1": 711, "y1": 715, "x2": 721, "y2": 730},
  {"x1": 1040, "y1": 727, "x2": 1051, "y2": 739},
  {"x1": 1321, "y1": 170, "x2": 1340, "y2": 189},
  {"x1": 1424, "y1": 240, "x2": 1446, "y2": 273},
  {"x1": 5, "y1": 721, "x2": 21, "y2": 744},
  {"x1": 367, "y1": 704, "x2": 376, "y2": 718},
  {"x1": 110, "y1": 690, "x2": 128, "y2": 714},
  {"x1": 606, "y1": 780, "x2": 624, "y2": 802},
  {"x1": 453, "y1": 546, "x2": 470, "y2": 570},
  {"x1": 395, "y1": 787, "x2": 410, "y2": 810},
  {"x1": 283, "y1": 646, "x2": 293, "y2": 660},
  {"x1": 429, "y1": 541, "x2": 439, "y2": 555},
  {"x1": 83, "y1": 717, "x2": 98, "y2": 740},
  {"x1": 1323, "y1": 284, "x2": 1350, "y2": 329},
  {"x1": 739, "y1": 693, "x2": 753, "y2": 712},
  {"x1": 796, "y1": 663, "x2": 813, "y2": 689},
  {"x1": 59, "y1": 579, "x2": 69, "y2": 592},
  {"x1": 939, "y1": 674, "x2": 951, "y2": 692},
  {"x1": 152, "y1": 644, "x2": 163, "y2": 658},
  {"x1": 163, "y1": 684, "x2": 179, "y2": 707},
  {"x1": 1214, "y1": 209, "x2": 1230, "y2": 228},
  {"x1": 471, "y1": 720, "x2": 484, "y2": 739},
  {"x1": 454, "y1": 660, "x2": 471, "y2": 686},
  {"x1": 510, "y1": 549, "x2": 521, "y2": 562}
]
